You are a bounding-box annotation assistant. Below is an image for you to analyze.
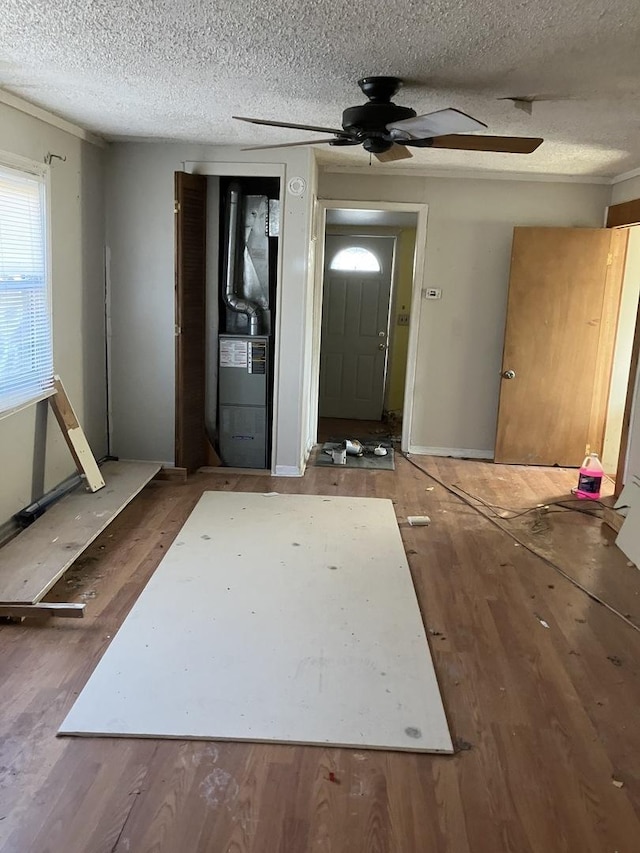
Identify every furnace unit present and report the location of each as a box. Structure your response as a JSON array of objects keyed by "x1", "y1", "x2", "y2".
[
  {"x1": 218, "y1": 334, "x2": 269, "y2": 468},
  {"x1": 217, "y1": 181, "x2": 278, "y2": 468}
]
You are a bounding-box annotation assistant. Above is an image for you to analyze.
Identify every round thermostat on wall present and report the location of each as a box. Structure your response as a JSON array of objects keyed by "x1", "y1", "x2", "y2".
[{"x1": 287, "y1": 176, "x2": 306, "y2": 196}]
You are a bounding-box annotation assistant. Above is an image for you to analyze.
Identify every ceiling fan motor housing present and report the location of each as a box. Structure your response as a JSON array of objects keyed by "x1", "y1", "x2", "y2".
[
  {"x1": 342, "y1": 102, "x2": 416, "y2": 134},
  {"x1": 341, "y1": 76, "x2": 416, "y2": 143}
]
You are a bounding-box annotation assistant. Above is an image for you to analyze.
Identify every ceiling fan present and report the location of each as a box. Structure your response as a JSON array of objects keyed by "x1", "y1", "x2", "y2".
[{"x1": 234, "y1": 76, "x2": 543, "y2": 163}]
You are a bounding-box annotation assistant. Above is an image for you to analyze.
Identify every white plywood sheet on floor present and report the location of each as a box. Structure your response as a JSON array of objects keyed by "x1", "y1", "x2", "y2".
[{"x1": 59, "y1": 492, "x2": 452, "y2": 753}]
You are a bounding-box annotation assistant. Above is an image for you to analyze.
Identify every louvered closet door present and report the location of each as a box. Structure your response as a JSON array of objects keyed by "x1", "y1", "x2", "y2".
[{"x1": 174, "y1": 172, "x2": 207, "y2": 472}]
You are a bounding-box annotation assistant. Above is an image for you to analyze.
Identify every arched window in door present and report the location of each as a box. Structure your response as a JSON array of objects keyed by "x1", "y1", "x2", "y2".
[{"x1": 329, "y1": 246, "x2": 381, "y2": 272}]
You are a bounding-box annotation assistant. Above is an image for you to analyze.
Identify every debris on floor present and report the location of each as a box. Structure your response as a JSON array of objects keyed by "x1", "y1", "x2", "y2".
[
  {"x1": 408, "y1": 515, "x2": 430, "y2": 526},
  {"x1": 530, "y1": 509, "x2": 551, "y2": 535},
  {"x1": 612, "y1": 778, "x2": 624, "y2": 788}
]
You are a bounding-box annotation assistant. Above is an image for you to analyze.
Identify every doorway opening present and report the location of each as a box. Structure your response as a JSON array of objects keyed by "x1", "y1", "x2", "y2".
[
  {"x1": 174, "y1": 166, "x2": 283, "y2": 474},
  {"x1": 311, "y1": 202, "x2": 428, "y2": 454}
]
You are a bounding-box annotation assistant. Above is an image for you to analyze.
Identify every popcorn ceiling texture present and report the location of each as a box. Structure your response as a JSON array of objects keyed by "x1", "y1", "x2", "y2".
[{"x1": 0, "y1": 0, "x2": 638, "y2": 175}]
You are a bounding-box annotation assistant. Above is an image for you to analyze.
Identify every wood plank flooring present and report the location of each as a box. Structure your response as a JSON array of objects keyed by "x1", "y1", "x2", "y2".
[{"x1": 1, "y1": 456, "x2": 639, "y2": 852}]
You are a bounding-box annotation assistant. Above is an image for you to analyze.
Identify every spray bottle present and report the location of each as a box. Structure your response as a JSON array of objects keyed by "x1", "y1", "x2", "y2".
[{"x1": 575, "y1": 451, "x2": 604, "y2": 500}]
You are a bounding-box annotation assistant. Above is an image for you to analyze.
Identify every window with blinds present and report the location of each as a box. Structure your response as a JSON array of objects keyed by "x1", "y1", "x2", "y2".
[{"x1": 0, "y1": 163, "x2": 53, "y2": 415}]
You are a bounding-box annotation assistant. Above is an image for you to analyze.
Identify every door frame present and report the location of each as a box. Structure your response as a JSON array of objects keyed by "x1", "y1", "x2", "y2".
[
  {"x1": 606, "y1": 199, "x2": 640, "y2": 495},
  {"x1": 182, "y1": 160, "x2": 285, "y2": 475},
  {"x1": 311, "y1": 200, "x2": 428, "y2": 453}
]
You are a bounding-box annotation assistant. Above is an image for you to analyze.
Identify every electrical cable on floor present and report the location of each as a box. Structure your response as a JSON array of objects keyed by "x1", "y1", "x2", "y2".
[
  {"x1": 451, "y1": 483, "x2": 606, "y2": 520},
  {"x1": 399, "y1": 451, "x2": 640, "y2": 635}
]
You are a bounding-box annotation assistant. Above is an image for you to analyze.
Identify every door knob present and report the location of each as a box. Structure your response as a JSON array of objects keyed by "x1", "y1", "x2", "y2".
[
  {"x1": 378, "y1": 342, "x2": 387, "y2": 351},
  {"x1": 502, "y1": 369, "x2": 516, "y2": 379}
]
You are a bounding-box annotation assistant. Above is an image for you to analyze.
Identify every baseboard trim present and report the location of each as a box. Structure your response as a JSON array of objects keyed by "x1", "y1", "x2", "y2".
[
  {"x1": 408, "y1": 445, "x2": 494, "y2": 460},
  {"x1": 275, "y1": 465, "x2": 304, "y2": 477},
  {"x1": 153, "y1": 466, "x2": 188, "y2": 483}
]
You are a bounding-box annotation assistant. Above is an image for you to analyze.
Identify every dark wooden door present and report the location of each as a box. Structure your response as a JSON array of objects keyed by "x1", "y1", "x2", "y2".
[{"x1": 174, "y1": 172, "x2": 207, "y2": 472}]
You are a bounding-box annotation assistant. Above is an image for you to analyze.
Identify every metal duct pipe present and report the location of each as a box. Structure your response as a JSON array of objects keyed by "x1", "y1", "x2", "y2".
[{"x1": 224, "y1": 183, "x2": 261, "y2": 335}]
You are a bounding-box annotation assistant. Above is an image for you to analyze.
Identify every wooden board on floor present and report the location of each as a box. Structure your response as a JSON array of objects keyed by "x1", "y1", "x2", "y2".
[
  {"x1": 0, "y1": 603, "x2": 85, "y2": 619},
  {"x1": 0, "y1": 461, "x2": 161, "y2": 605},
  {"x1": 49, "y1": 377, "x2": 105, "y2": 492},
  {"x1": 59, "y1": 492, "x2": 453, "y2": 753}
]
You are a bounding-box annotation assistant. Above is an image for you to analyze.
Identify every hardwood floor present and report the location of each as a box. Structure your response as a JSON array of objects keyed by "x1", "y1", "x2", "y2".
[{"x1": 1, "y1": 456, "x2": 639, "y2": 852}]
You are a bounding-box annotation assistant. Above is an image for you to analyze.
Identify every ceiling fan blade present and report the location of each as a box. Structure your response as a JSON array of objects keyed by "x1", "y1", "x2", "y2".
[
  {"x1": 387, "y1": 108, "x2": 487, "y2": 140},
  {"x1": 242, "y1": 138, "x2": 338, "y2": 151},
  {"x1": 233, "y1": 115, "x2": 346, "y2": 135},
  {"x1": 374, "y1": 145, "x2": 414, "y2": 163},
  {"x1": 430, "y1": 134, "x2": 543, "y2": 153}
]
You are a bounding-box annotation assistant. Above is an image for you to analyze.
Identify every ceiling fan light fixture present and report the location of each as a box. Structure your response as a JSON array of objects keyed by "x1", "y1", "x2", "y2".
[{"x1": 362, "y1": 137, "x2": 393, "y2": 154}]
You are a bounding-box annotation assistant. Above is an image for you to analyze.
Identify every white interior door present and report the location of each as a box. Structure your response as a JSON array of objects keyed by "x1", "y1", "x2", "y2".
[{"x1": 319, "y1": 235, "x2": 395, "y2": 420}]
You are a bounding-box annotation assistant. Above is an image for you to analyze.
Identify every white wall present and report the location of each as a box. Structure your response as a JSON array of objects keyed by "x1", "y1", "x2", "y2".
[
  {"x1": 318, "y1": 171, "x2": 611, "y2": 455},
  {"x1": 0, "y1": 103, "x2": 107, "y2": 528},
  {"x1": 611, "y1": 176, "x2": 640, "y2": 207},
  {"x1": 106, "y1": 144, "x2": 315, "y2": 474},
  {"x1": 612, "y1": 176, "x2": 640, "y2": 483},
  {"x1": 602, "y1": 226, "x2": 640, "y2": 473}
]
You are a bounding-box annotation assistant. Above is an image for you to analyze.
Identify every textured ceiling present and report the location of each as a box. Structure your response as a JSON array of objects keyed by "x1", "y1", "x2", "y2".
[{"x1": 0, "y1": 0, "x2": 639, "y2": 176}]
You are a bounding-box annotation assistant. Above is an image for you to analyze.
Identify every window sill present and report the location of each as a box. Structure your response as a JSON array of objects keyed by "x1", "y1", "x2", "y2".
[{"x1": 0, "y1": 388, "x2": 56, "y2": 422}]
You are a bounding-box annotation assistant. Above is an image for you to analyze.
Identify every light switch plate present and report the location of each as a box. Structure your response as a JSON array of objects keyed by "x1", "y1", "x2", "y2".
[{"x1": 423, "y1": 288, "x2": 442, "y2": 300}]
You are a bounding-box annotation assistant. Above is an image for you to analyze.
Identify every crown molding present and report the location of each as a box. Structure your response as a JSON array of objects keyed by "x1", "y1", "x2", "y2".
[
  {"x1": 611, "y1": 165, "x2": 640, "y2": 185},
  {"x1": 0, "y1": 88, "x2": 107, "y2": 148},
  {"x1": 318, "y1": 162, "x2": 613, "y2": 185}
]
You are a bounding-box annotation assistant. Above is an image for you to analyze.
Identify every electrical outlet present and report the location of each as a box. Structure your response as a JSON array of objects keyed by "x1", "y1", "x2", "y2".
[
  {"x1": 423, "y1": 288, "x2": 442, "y2": 300},
  {"x1": 397, "y1": 313, "x2": 410, "y2": 326}
]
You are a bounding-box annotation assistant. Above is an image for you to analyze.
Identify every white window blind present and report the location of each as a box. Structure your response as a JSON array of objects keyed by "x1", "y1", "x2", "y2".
[{"x1": 0, "y1": 164, "x2": 53, "y2": 414}]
